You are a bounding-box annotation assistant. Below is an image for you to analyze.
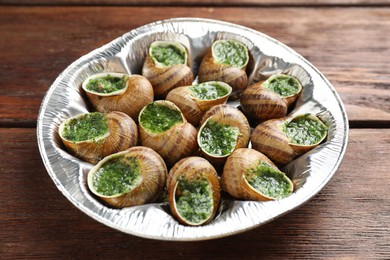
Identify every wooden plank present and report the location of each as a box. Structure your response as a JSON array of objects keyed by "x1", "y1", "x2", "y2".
[
  {"x1": 1, "y1": 0, "x2": 390, "y2": 6},
  {"x1": 0, "y1": 6, "x2": 389, "y2": 127},
  {"x1": 0, "y1": 128, "x2": 389, "y2": 258}
]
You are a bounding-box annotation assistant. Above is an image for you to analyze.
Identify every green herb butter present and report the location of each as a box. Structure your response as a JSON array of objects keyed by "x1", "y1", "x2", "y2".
[
  {"x1": 246, "y1": 162, "x2": 292, "y2": 199},
  {"x1": 176, "y1": 175, "x2": 213, "y2": 224},
  {"x1": 62, "y1": 112, "x2": 108, "y2": 142},
  {"x1": 86, "y1": 74, "x2": 128, "y2": 94},
  {"x1": 284, "y1": 114, "x2": 328, "y2": 145},
  {"x1": 92, "y1": 156, "x2": 140, "y2": 196},
  {"x1": 189, "y1": 82, "x2": 229, "y2": 100},
  {"x1": 139, "y1": 102, "x2": 183, "y2": 133},
  {"x1": 264, "y1": 74, "x2": 301, "y2": 97},
  {"x1": 199, "y1": 119, "x2": 239, "y2": 156},
  {"x1": 212, "y1": 40, "x2": 248, "y2": 68},
  {"x1": 150, "y1": 43, "x2": 186, "y2": 67}
]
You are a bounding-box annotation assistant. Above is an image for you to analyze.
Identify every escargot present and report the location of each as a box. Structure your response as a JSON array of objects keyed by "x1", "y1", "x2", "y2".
[
  {"x1": 87, "y1": 146, "x2": 167, "y2": 208},
  {"x1": 251, "y1": 113, "x2": 328, "y2": 166},
  {"x1": 221, "y1": 148, "x2": 293, "y2": 201},
  {"x1": 198, "y1": 104, "x2": 251, "y2": 165},
  {"x1": 58, "y1": 111, "x2": 138, "y2": 164},
  {"x1": 167, "y1": 157, "x2": 220, "y2": 226},
  {"x1": 142, "y1": 41, "x2": 194, "y2": 99},
  {"x1": 166, "y1": 81, "x2": 232, "y2": 126},
  {"x1": 240, "y1": 74, "x2": 303, "y2": 123},
  {"x1": 138, "y1": 100, "x2": 198, "y2": 167},
  {"x1": 82, "y1": 73, "x2": 153, "y2": 121},
  {"x1": 198, "y1": 39, "x2": 249, "y2": 95}
]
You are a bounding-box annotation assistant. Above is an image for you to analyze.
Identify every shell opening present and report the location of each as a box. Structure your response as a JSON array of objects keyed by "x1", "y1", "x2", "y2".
[
  {"x1": 198, "y1": 118, "x2": 239, "y2": 158},
  {"x1": 88, "y1": 153, "x2": 142, "y2": 198},
  {"x1": 263, "y1": 74, "x2": 302, "y2": 98},
  {"x1": 245, "y1": 161, "x2": 293, "y2": 200},
  {"x1": 189, "y1": 81, "x2": 232, "y2": 100},
  {"x1": 173, "y1": 174, "x2": 214, "y2": 226},
  {"x1": 59, "y1": 112, "x2": 109, "y2": 143},
  {"x1": 283, "y1": 114, "x2": 328, "y2": 146},
  {"x1": 139, "y1": 101, "x2": 184, "y2": 134},
  {"x1": 149, "y1": 41, "x2": 188, "y2": 68},
  {"x1": 82, "y1": 72, "x2": 129, "y2": 96},
  {"x1": 211, "y1": 39, "x2": 249, "y2": 69}
]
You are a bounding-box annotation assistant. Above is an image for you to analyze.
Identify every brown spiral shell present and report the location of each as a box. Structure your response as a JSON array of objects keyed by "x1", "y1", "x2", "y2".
[
  {"x1": 221, "y1": 148, "x2": 292, "y2": 201},
  {"x1": 167, "y1": 157, "x2": 220, "y2": 226},
  {"x1": 240, "y1": 82, "x2": 288, "y2": 123},
  {"x1": 82, "y1": 73, "x2": 154, "y2": 122},
  {"x1": 142, "y1": 41, "x2": 194, "y2": 99},
  {"x1": 165, "y1": 82, "x2": 232, "y2": 126},
  {"x1": 87, "y1": 146, "x2": 167, "y2": 208},
  {"x1": 251, "y1": 117, "x2": 297, "y2": 166},
  {"x1": 138, "y1": 100, "x2": 198, "y2": 167},
  {"x1": 251, "y1": 114, "x2": 327, "y2": 166},
  {"x1": 198, "y1": 104, "x2": 251, "y2": 165},
  {"x1": 59, "y1": 111, "x2": 138, "y2": 164},
  {"x1": 198, "y1": 44, "x2": 248, "y2": 94},
  {"x1": 240, "y1": 74, "x2": 303, "y2": 123}
]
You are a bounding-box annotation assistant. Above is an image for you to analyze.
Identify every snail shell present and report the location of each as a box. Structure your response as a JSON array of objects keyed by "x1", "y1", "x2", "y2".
[
  {"x1": 198, "y1": 40, "x2": 249, "y2": 95},
  {"x1": 251, "y1": 114, "x2": 328, "y2": 166},
  {"x1": 198, "y1": 104, "x2": 251, "y2": 165},
  {"x1": 167, "y1": 157, "x2": 220, "y2": 226},
  {"x1": 166, "y1": 81, "x2": 232, "y2": 126},
  {"x1": 59, "y1": 111, "x2": 138, "y2": 164},
  {"x1": 240, "y1": 74, "x2": 303, "y2": 123},
  {"x1": 138, "y1": 100, "x2": 198, "y2": 167},
  {"x1": 87, "y1": 146, "x2": 167, "y2": 208},
  {"x1": 221, "y1": 148, "x2": 293, "y2": 201},
  {"x1": 82, "y1": 73, "x2": 153, "y2": 121},
  {"x1": 142, "y1": 41, "x2": 194, "y2": 99}
]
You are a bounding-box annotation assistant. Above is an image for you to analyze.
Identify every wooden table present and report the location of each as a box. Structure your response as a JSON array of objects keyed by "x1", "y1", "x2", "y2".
[{"x1": 1, "y1": 1, "x2": 389, "y2": 258}]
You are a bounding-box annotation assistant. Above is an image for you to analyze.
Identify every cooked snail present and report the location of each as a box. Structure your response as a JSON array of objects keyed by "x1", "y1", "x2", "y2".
[
  {"x1": 142, "y1": 41, "x2": 194, "y2": 99},
  {"x1": 221, "y1": 148, "x2": 293, "y2": 201},
  {"x1": 166, "y1": 81, "x2": 232, "y2": 126},
  {"x1": 198, "y1": 39, "x2": 249, "y2": 95},
  {"x1": 138, "y1": 100, "x2": 198, "y2": 167},
  {"x1": 87, "y1": 146, "x2": 167, "y2": 208},
  {"x1": 82, "y1": 73, "x2": 154, "y2": 121},
  {"x1": 59, "y1": 111, "x2": 138, "y2": 164},
  {"x1": 251, "y1": 113, "x2": 328, "y2": 166},
  {"x1": 167, "y1": 157, "x2": 220, "y2": 226},
  {"x1": 240, "y1": 74, "x2": 303, "y2": 123},
  {"x1": 198, "y1": 104, "x2": 251, "y2": 165}
]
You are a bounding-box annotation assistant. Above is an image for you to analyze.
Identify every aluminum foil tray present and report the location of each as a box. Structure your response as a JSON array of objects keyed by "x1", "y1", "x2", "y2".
[{"x1": 37, "y1": 18, "x2": 348, "y2": 241}]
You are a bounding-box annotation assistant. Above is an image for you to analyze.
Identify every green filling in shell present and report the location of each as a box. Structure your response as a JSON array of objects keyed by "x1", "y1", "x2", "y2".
[
  {"x1": 284, "y1": 114, "x2": 328, "y2": 145},
  {"x1": 264, "y1": 75, "x2": 301, "y2": 97},
  {"x1": 86, "y1": 74, "x2": 128, "y2": 94},
  {"x1": 212, "y1": 40, "x2": 248, "y2": 68},
  {"x1": 189, "y1": 82, "x2": 229, "y2": 100},
  {"x1": 92, "y1": 156, "x2": 140, "y2": 196},
  {"x1": 246, "y1": 162, "x2": 292, "y2": 199},
  {"x1": 151, "y1": 43, "x2": 186, "y2": 67},
  {"x1": 176, "y1": 175, "x2": 213, "y2": 224},
  {"x1": 139, "y1": 102, "x2": 183, "y2": 133},
  {"x1": 199, "y1": 119, "x2": 239, "y2": 156},
  {"x1": 62, "y1": 112, "x2": 108, "y2": 142}
]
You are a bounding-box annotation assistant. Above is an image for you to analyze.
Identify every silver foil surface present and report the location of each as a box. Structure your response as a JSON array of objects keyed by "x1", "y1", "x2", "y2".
[{"x1": 37, "y1": 18, "x2": 349, "y2": 241}]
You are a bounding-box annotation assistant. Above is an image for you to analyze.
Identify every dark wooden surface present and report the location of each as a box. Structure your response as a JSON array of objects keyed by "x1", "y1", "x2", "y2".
[
  {"x1": 1, "y1": 0, "x2": 390, "y2": 6},
  {"x1": 0, "y1": 1, "x2": 389, "y2": 259}
]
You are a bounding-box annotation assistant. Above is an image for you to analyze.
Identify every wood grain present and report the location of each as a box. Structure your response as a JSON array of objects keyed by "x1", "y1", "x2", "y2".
[
  {"x1": 0, "y1": 128, "x2": 389, "y2": 258},
  {"x1": 1, "y1": 0, "x2": 390, "y2": 6},
  {"x1": 0, "y1": 7, "x2": 389, "y2": 127}
]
